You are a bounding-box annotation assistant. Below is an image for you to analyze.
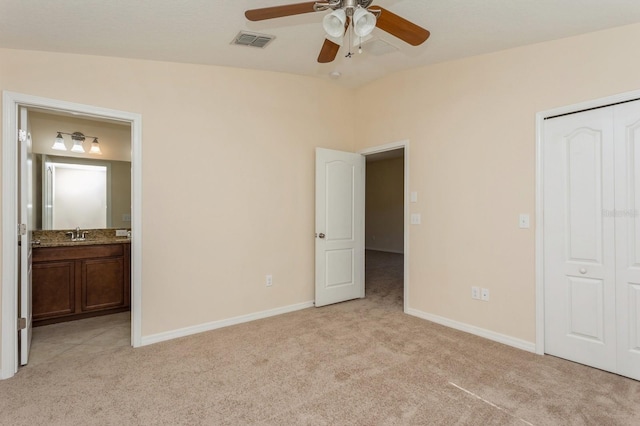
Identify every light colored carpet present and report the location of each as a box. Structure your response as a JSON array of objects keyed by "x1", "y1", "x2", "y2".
[{"x1": 1, "y1": 250, "x2": 639, "y2": 425}]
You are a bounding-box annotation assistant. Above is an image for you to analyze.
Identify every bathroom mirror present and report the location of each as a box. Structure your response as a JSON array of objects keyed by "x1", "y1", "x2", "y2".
[{"x1": 36, "y1": 155, "x2": 131, "y2": 230}]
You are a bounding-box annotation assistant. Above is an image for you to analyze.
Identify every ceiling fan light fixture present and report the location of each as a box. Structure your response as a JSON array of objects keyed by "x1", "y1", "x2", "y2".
[
  {"x1": 353, "y1": 8, "x2": 376, "y2": 37},
  {"x1": 323, "y1": 9, "x2": 347, "y2": 38}
]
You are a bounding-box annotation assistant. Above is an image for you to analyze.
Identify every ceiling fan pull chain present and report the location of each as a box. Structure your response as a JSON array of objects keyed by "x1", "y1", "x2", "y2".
[{"x1": 346, "y1": 22, "x2": 353, "y2": 58}]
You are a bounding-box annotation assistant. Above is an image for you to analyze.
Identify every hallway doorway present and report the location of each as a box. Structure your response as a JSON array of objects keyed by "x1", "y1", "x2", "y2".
[{"x1": 364, "y1": 147, "x2": 405, "y2": 310}]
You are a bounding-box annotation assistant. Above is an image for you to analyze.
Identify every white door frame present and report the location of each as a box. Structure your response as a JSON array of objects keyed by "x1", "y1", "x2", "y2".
[
  {"x1": 535, "y1": 89, "x2": 640, "y2": 355},
  {"x1": 358, "y1": 140, "x2": 410, "y2": 310},
  {"x1": 1, "y1": 91, "x2": 143, "y2": 379}
]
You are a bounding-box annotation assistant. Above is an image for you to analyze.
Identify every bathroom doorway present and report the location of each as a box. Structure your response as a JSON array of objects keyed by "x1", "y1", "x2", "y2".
[
  {"x1": 2, "y1": 91, "x2": 142, "y2": 379},
  {"x1": 26, "y1": 108, "x2": 132, "y2": 366}
]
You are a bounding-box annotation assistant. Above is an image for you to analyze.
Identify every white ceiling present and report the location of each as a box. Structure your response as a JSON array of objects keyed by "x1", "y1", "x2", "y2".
[{"x1": 2, "y1": 0, "x2": 640, "y2": 88}]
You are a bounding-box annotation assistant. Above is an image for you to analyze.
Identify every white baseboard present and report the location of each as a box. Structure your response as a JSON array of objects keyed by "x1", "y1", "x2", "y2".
[
  {"x1": 405, "y1": 308, "x2": 536, "y2": 353},
  {"x1": 140, "y1": 300, "x2": 315, "y2": 347}
]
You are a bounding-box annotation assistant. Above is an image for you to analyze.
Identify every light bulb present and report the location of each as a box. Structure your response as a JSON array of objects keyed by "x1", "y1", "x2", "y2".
[
  {"x1": 89, "y1": 138, "x2": 102, "y2": 154},
  {"x1": 71, "y1": 139, "x2": 85, "y2": 153},
  {"x1": 51, "y1": 132, "x2": 66, "y2": 151},
  {"x1": 323, "y1": 9, "x2": 347, "y2": 38},
  {"x1": 353, "y1": 8, "x2": 376, "y2": 37}
]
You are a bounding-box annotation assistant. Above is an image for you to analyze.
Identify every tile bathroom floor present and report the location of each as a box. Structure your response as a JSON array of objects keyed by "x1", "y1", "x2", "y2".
[{"x1": 26, "y1": 312, "x2": 131, "y2": 368}]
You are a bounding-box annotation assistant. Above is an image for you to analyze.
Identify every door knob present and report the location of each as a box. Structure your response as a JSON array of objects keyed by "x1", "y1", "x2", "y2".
[
  {"x1": 579, "y1": 268, "x2": 587, "y2": 274},
  {"x1": 318, "y1": 233, "x2": 326, "y2": 239}
]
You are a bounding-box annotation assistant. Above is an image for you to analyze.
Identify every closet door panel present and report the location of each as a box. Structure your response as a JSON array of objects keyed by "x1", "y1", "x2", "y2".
[
  {"x1": 543, "y1": 107, "x2": 617, "y2": 372},
  {"x1": 614, "y1": 100, "x2": 640, "y2": 381}
]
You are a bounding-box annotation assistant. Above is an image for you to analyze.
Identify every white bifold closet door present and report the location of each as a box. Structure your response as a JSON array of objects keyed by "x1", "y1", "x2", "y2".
[{"x1": 544, "y1": 100, "x2": 640, "y2": 381}]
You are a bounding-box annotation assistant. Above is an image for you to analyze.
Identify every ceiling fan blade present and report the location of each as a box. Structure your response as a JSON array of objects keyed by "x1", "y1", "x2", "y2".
[
  {"x1": 371, "y1": 6, "x2": 430, "y2": 46},
  {"x1": 317, "y1": 39, "x2": 340, "y2": 63},
  {"x1": 317, "y1": 17, "x2": 350, "y2": 63},
  {"x1": 245, "y1": 2, "x2": 318, "y2": 21}
]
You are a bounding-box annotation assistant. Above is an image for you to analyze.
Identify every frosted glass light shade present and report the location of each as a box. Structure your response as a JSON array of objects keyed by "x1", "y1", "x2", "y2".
[
  {"x1": 71, "y1": 139, "x2": 85, "y2": 153},
  {"x1": 89, "y1": 138, "x2": 102, "y2": 154},
  {"x1": 353, "y1": 8, "x2": 376, "y2": 37},
  {"x1": 52, "y1": 132, "x2": 67, "y2": 151},
  {"x1": 323, "y1": 9, "x2": 346, "y2": 38}
]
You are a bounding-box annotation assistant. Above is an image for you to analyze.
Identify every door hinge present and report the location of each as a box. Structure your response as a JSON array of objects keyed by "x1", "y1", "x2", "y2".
[
  {"x1": 18, "y1": 129, "x2": 27, "y2": 143},
  {"x1": 17, "y1": 318, "x2": 26, "y2": 331},
  {"x1": 18, "y1": 223, "x2": 26, "y2": 236}
]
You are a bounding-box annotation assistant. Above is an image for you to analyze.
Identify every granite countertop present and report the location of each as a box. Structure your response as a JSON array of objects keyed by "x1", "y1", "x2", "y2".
[{"x1": 33, "y1": 229, "x2": 131, "y2": 248}]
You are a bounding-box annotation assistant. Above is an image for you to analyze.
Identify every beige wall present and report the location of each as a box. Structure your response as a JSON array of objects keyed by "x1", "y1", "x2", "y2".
[
  {"x1": 365, "y1": 157, "x2": 404, "y2": 253},
  {"x1": 3, "y1": 21, "x2": 640, "y2": 373},
  {"x1": 355, "y1": 22, "x2": 640, "y2": 343},
  {"x1": 0, "y1": 48, "x2": 355, "y2": 371}
]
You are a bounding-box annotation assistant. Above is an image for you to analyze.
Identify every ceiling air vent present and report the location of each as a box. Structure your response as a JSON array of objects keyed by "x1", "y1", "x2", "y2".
[
  {"x1": 232, "y1": 31, "x2": 275, "y2": 49},
  {"x1": 362, "y1": 38, "x2": 399, "y2": 56}
]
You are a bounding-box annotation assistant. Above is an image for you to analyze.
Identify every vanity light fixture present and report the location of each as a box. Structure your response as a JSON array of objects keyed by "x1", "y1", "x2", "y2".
[
  {"x1": 89, "y1": 138, "x2": 102, "y2": 155},
  {"x1": 51, "y1": 132, "x2": 67, "y2": 151},
  {"x1": 52, "y1": 131, "x2": 102, "y2": 154},
  {"x1": 70, "y1": 132, "x2": 86, "y2": 153}
]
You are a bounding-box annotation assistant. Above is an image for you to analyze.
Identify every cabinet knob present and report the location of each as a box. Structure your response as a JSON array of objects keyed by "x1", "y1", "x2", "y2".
[{"x1": 579, "y1": 268, "x2": 587, "y2": 274}]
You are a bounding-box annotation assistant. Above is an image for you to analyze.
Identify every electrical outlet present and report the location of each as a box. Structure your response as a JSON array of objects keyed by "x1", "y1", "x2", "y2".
[
  {"x1": 481, "y1": 288, "x2": 490, "y2": 302},
  {"x1": 471, "y1": 286, "x2": 480, "y2": 300},
  {"x1": 266, "y1": 274, "x2": 273, "y2": 287}
]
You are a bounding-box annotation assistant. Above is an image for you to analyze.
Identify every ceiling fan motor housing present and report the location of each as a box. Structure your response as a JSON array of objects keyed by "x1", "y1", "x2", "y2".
[{"x1": 314, "y1": 0, "x2": 375, "y2": 14}]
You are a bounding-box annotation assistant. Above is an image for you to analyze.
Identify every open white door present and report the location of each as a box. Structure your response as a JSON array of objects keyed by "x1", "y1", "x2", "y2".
[
  {"x1": 19, "y1": 106, "x2": 33, "y2": 365},
  {"x1": 315, "y1": 148, "x2": 365, "y2": 307}
]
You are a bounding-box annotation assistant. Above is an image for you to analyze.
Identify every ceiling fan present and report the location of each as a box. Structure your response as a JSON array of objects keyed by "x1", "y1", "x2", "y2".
[{"x1": 245, "y1": 0, "x2": 430, "y2": 63}]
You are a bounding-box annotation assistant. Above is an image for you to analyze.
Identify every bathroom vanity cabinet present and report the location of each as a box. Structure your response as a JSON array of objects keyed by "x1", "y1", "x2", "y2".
[{"x1": 32, "y1": 242, "x2": 130, "y2": 326}]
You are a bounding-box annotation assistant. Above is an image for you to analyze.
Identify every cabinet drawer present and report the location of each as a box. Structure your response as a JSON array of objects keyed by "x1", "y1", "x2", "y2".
[{"x1": 34, "y1": 244, "x2": 124, "y2": 262}]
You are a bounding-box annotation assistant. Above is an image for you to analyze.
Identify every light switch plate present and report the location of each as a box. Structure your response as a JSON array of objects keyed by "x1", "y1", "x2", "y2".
[
  {"x1": 481, "y1": 288, "x2": 490, "y2": 301},
  {"x1": 519, "y1": 214, "x2": 530, "y2": 229},
  {"x1": 115, "y1": 229, "x2": 128, "y2": 237},
  {"x1": 410, "y1": 191, "x2": 418, "y2": 203}
]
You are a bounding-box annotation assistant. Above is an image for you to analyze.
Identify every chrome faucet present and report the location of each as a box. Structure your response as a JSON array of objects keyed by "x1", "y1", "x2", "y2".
[{"x1": 66, "y1": 227, "x2": 89, "y2": 241}]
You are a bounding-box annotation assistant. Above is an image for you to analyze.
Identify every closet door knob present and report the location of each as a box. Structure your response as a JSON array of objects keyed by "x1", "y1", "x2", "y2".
[
  {"x1": 318, "y1": 233, "x2": 326, "y2": 239},
  {"x1": 579, "y1": 268, "x2": 587, "y2": 274}
]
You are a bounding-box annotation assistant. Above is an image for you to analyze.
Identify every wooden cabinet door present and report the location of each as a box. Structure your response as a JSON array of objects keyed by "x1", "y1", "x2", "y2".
[
  {"x1": 32, "y1": 261, "x2": 75, "y2": 320},
  {"x1": 81, "y1": 257, "x2": 126, "y2": 311}
]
